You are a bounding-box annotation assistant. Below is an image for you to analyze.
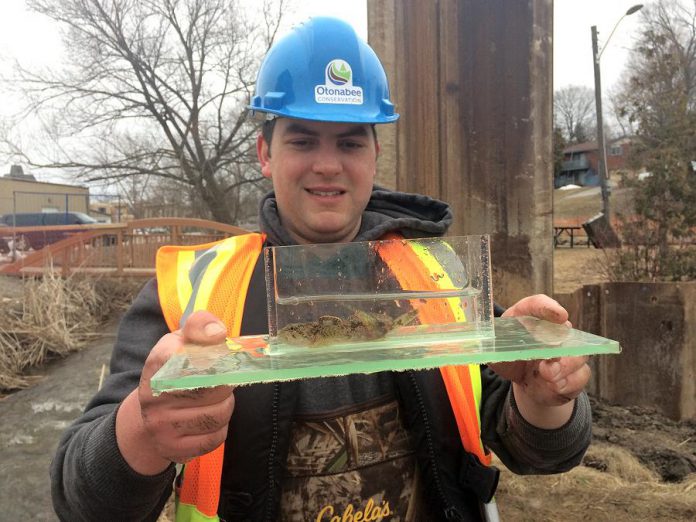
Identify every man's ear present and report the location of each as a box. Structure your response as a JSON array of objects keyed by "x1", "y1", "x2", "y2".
[
  {"x1": 373, "y1": 139, "x2": 381, "y2": 179},
  {"x1": 257, "y1": 133, "x2": 272, "y2": 179}
]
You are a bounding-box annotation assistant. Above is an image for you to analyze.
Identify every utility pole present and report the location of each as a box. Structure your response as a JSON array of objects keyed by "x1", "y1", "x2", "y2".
[
  {"x1": 591, "y1": 25, "x2": 611, "y2": 219},
  {"x1": 591, "y1": 5, "x2": 644, "y2": 223}
]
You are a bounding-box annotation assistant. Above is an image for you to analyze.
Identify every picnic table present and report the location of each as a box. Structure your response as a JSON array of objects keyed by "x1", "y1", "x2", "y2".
[{"x1": 553, "y1": 225, "x2": 590, "y2": 248}]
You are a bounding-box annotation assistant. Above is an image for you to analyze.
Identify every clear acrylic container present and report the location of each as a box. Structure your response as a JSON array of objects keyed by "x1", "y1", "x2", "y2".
[{"x1": 264, "y1": 235, "x2": 495, "y2": 354}]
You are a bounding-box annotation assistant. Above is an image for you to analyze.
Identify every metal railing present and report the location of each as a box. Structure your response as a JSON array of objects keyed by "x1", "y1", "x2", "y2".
[{"x1": 561, "y1": 157, "x2": 590, "y2": 171}]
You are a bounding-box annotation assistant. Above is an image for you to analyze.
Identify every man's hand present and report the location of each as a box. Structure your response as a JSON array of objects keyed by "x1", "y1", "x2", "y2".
[
  {"x1": 116, "y1": 311, "x2": 235, "y2": 475},
  {"x1": 489, "y1": 295, "x2": 591, "y2": 429}
]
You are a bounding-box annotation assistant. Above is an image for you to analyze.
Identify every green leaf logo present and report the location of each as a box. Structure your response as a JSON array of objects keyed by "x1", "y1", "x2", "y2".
[{"x1": 327, "y1": 60, "x2": 351, "y2": 85}]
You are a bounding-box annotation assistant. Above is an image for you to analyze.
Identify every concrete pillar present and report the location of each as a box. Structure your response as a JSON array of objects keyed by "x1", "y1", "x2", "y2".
[{"x1": 368, "y1": 0, "x2": 554, "y2": 305}]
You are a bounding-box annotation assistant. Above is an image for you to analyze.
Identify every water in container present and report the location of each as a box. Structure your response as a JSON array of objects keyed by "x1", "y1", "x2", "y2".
[{"x1": 264, "y1": 235, "x2": 495, "y2": 355}]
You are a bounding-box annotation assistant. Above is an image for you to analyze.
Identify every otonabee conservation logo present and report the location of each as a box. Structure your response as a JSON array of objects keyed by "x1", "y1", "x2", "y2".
[{"x1": 315, "y1": 59, "x2": 363, "y2": 105}]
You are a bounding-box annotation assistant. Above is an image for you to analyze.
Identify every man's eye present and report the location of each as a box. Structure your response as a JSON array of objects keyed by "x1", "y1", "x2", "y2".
[{"x1": 340, "y1": 141, "x2": 364, "y2": 149}]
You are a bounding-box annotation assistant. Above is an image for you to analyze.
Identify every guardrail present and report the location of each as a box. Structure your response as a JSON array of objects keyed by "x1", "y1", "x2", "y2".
[{"x1": 0, "y1": 218, "x2": 250, "y2": 277}]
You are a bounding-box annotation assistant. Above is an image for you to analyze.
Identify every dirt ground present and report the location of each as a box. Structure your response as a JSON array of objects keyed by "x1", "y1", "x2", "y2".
[{"x1": 496, "y1": 396, "x2": 696, "y2": 521}]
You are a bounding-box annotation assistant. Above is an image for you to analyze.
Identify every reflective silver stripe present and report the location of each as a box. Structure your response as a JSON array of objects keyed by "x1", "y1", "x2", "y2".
[{"x1": 181, "y1": 248, "x2": 219, "y2": 326}]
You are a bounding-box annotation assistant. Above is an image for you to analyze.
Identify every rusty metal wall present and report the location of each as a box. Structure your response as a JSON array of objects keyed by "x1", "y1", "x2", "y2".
[
  {"x1": 556, "y1": 282, "x2": 696, "y2": 421},
  {"x1": 368, "y1": 0, "x2": 553, "y2": 306}
]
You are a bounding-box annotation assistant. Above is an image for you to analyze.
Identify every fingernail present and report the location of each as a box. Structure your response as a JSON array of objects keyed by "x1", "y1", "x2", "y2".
[
  {"x1": 204, "y1": 322, "x2": 226, "y2": 337},
  {"x1": 556, "y1": 378, "x2": 567, "y2": 390}
]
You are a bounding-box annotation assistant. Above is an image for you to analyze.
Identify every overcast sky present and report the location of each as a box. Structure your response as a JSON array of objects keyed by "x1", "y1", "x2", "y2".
[
  {"x1": 554, "y1": 0, "x2": 648, "y2": 90},
  {"x1": 0, "y1": 0, "x2": 655, "y2": 178}
]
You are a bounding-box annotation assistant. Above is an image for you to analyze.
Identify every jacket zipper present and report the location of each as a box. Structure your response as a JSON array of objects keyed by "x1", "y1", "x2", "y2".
[
  {"x1": 408, "y1": 374, "x2": 464, "y2": 521},
  {"x1": 264, "y1": 383, "x2": 281, "y2": 522}
]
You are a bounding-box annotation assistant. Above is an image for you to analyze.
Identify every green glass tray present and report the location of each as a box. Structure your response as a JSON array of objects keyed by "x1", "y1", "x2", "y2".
[{"x1": 150, "y1": 316, "x2": 620, "y2": 393}]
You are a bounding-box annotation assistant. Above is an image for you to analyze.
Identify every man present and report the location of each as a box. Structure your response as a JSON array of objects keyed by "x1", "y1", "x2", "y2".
[{"x1": 51, "y1": 17, "x2": 591, "y2": 521}]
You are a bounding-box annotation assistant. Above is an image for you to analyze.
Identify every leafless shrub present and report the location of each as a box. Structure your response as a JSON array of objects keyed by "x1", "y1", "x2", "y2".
[{"x1": 598, "y1": 219, "x2": 696, "y2": 282}]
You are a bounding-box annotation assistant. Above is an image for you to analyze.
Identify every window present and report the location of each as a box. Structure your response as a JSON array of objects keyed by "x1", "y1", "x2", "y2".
[{"x1": 609, "y1": 145, "x2": 623, "y2": 156}]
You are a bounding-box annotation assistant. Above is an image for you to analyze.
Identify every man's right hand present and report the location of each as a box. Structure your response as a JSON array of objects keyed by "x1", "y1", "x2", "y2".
[{"x1": 115, "y1": 311, "x2": 235, "y2": 475}]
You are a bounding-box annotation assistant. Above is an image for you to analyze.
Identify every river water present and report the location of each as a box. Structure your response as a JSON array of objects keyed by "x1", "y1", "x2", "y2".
[{"x1": 0, "y1": 324, "x2": 117, "y2": 520}]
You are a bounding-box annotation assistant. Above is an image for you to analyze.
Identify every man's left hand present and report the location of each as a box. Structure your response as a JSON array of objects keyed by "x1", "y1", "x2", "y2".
[{"x1": 488, "y1": 294, "x2": 591, "y2": 428}]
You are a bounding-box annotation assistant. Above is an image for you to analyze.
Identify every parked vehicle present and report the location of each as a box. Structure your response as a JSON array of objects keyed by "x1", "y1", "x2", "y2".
[
  {"x1": 0, "y1": 212, "x2": 97, "y2": 227},
  {"x1": 0, "y1": 212, "x2": 98, "y2": 250}
]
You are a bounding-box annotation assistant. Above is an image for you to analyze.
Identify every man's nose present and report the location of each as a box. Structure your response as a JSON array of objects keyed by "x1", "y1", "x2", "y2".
[{"x1": 311, "y1": 146, "x2": 342, "y2": 175}]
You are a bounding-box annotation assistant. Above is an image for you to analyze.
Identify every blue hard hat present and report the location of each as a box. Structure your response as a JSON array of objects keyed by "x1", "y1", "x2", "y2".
[{"x1": 249, "y1": 17, "x2": 399, "y2": 124}]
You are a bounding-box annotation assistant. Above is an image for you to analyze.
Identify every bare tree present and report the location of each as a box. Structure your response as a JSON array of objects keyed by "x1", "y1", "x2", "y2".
[
  {"x1": 607, "y1": 83, "x2": 637, "y2": 138},
  {"x1": 6, "y1": 0, "x2": 288, "y2": 223},
  {"x1": 553, "y1": 85, "x2": 596, "y2": 143},
  {"x1": 613, "y1": 0, "x2": 696, "y2": 279},
  {"x1": 623, "y1": 0, "x2": 696, "y2": 118}
]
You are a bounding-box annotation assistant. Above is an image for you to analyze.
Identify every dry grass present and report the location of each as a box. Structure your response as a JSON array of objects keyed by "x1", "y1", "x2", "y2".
[
  {"x1": 496, "y1": 444, "x2": 696, "y2": 521},
  {"x1": 0, "y1": 271, "x2": 141, "y2": 392},
  {"x1": 553, "y1": 185, "x2": 636, "y2": 221},
  {"x1": 553, "y1": 248, "x2": 613, "y2": 294}
]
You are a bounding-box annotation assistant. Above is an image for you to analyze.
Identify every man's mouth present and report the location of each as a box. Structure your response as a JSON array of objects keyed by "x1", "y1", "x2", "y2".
[{"x1": 306, "y1": 189, "x2": 344, "y2": 197}]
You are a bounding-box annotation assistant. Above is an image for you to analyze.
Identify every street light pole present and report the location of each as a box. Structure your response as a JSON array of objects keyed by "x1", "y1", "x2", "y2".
[
  {"x1": 591, "y1": 4, "x2": 644, "y2": 222},
  {"x1": 591, "y1": 24, "x2": 610, "y2": 219}
]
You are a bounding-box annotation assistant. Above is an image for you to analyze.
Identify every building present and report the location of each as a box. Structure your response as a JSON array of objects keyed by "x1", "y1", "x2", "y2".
[
  {"x1": 555, "y1": 137, "x2": 634, "y2": 188},
  {"x1": 0, "y1": 165, "x2": 90, "y2": 216},
  {"x1": 89, "y1": 199, "x2": 132, "y2": 223}
]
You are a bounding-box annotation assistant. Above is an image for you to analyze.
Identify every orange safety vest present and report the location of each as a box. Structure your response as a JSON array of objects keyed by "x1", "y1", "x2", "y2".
[{"x1": 156, "y1": 233, "x2": 491, "y2": 522}]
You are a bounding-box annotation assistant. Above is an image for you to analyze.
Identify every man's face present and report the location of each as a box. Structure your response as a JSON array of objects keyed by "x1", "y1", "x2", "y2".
[{"x1": 257, "y1": 118, "x2": 379, "y2": 244}]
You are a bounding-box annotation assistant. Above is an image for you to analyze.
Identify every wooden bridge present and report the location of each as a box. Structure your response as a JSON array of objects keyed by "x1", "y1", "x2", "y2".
[{"x1": 0, "y1": 218, "x2": 250, "y2": 277}]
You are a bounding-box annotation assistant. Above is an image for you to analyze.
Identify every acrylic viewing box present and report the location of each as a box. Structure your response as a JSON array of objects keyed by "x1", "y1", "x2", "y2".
[
  {"x1": 265, "y1": 235, "x2": 494, "y2": 353},
  {"x1": 151, "y1": 235, "x2": 620, "y2": 393}
]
